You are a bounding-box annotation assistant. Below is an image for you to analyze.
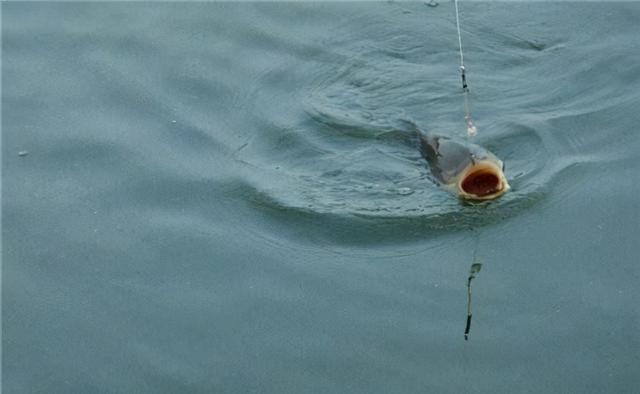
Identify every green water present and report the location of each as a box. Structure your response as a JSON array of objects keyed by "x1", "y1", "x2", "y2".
[{"x1": 3, "y1": 2, "x2": 639, "y2": 393}]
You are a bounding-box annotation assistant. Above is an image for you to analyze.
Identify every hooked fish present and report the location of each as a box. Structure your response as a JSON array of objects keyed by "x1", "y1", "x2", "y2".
[{"x1": 400, "y1": 121, "x2": 509, "y2": 200}]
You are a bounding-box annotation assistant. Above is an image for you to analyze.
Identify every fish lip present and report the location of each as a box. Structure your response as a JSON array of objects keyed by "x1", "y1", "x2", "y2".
[{"x1": 456, "y1": 161, "x2": 510, "y2": 200}]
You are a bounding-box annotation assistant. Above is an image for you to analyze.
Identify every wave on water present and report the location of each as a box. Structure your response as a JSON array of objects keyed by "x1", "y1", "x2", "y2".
[
  {"x1": 235, "y1": 70, "x2": 553, "y2": 236},
  {"x1": 213, "y1": 1, "x2": 640, "y2": 241}
]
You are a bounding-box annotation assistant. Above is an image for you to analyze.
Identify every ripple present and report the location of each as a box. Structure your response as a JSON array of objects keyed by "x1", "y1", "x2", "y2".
[
  {"x1": 218, "y1": 2, "x2": 637, "y2": 243},
  {"x1": 233, "y1": 137, "x2": 553, "y2": 245},
  {"x1": 236, "y1": 72, "x2": 558, "y2": 241}
]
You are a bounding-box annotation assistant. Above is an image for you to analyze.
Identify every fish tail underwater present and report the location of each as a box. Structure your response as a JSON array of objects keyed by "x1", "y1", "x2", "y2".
[{"x1": 3, "y1": 2, "x2": 640, "y2": 393}]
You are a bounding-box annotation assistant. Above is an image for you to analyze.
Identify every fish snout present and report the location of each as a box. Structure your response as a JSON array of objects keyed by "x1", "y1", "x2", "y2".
[{"x1": 457, "y1": 162, "x2": 510, "y2": 200}]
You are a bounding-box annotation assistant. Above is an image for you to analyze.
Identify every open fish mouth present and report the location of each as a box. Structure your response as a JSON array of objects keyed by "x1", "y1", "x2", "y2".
[{"x1": 457, "y1": 162, "x2": 510, "y2": 200}]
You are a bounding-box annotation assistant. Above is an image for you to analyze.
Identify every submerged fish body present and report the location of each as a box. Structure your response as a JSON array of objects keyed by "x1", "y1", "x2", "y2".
[{"x1": 418, "y1": 131, "x2": 510, "y2": 200}]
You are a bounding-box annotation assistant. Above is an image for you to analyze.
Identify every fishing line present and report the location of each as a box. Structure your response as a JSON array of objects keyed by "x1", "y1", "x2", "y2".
[
  {"x1": 453, "y1": 0, "x2": 478, "y2": 137},
  {"x1": 465, "y1": 262, "x2": 482, "y2": 340},
  {"x1": 465, "y1": 227, "x2": 482, "y2": 341}
]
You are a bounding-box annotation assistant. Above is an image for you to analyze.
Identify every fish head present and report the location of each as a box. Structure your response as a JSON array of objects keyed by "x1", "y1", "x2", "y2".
[{"x1": 455, "y1": 152, "x2": 510, "y2": 200}]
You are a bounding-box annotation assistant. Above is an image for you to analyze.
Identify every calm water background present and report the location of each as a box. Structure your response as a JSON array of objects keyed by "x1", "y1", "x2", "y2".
[{"x1": 3, "y1": 2, "x2": 640, "y2": 393}]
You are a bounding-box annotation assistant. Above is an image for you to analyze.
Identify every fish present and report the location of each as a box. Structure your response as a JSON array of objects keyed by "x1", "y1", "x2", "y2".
[{"x1": 400, "y1": 121, "x2": 510, "y2": 200}]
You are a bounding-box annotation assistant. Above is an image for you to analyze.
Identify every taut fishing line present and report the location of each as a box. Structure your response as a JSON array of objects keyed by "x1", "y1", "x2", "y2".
[
  {"x1": 455, "y1": 0, "x2": 482, "y2": 337},
  {"x1": 454, "y1": 0, "x2": 478, "y2": 137}
]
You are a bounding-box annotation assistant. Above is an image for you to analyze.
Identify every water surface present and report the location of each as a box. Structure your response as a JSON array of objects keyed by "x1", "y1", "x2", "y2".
[{"x1": 3, "y1": 2, "x2": 640, "y2": 393}]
